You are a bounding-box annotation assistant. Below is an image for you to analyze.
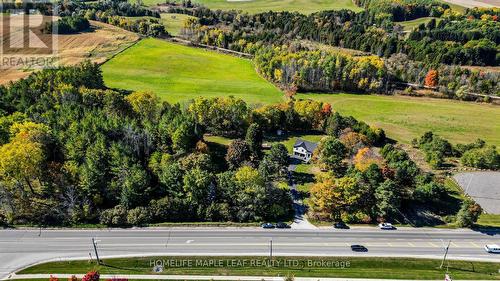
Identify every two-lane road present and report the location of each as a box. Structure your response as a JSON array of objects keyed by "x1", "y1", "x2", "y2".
[{"x1": 1, "y1": 227, "x2": 499, "y2": 279}]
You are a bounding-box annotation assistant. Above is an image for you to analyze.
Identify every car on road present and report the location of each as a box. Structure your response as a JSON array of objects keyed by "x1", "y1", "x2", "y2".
[
  {"x1": 484, "y1": 244, "x2": 500, "y2": 253},
  {"x1": 276, "y1": 222, "x2": 290, "y2": 229},
  {"x1": 333, "y1": 221, "x2": 349, "y2": 229},
  {"x1": 350, "y1": 244, "x2": 368, "y2": 252},
  {"x1": 378, "y1": 223, "x2": 396, "y2": 230},
  {"x1": 261, "y1": 222, "x2": 275, "y2": 229}
]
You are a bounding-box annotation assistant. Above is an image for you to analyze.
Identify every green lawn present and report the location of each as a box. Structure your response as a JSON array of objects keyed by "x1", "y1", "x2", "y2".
[
  {"x1": 102, "y1": 38, "x2": 284, "y2": 104},
  {"x1": 143, "y1": 0, "x2": 362, "y2": 14},
  {"x1": 18, "y1": 256, "x2": 500, "y2": 280},
  {"x1": 296, "y1": 93, "x2": 500, "y2": 147},
  {"x1": 161, "y1": 13, "x2": 196, "y2": 36},
  {"x1": 204, "y1": 135, "x2": 234, "y2": 146},
  {"x1": 477, "y1": 214, "x2": 500, "y2": 228}
]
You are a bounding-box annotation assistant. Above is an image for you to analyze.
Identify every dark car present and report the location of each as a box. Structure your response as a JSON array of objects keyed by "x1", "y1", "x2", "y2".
[
  {"x1": 333, "y1": 221, "x2": 349, "y2": 229},
  {"x1": 350, "y1": 245, "x2": 368, "y2": 252},
  {"x1": 276, "y1": 222, "x2": 290, "y2": 229},
  {"x1": 261, "y1": 222, "x2": 275, "y2": 229}
]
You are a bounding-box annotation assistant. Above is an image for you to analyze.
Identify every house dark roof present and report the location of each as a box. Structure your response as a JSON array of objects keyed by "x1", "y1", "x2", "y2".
[{"x1": 293, "y1": 139, "x2": 318, "y2": 153}]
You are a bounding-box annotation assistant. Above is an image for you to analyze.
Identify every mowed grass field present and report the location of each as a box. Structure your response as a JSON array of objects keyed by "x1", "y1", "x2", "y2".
[
  {"x1": 144, "y1": 0, "x2": 362, "y2": 14},
  {"x1": 296, "y1": 93, "x2": 500, "y2": 147},
  {"x1": 102, "y1": 38, "x2": 284, "y2": 104}
]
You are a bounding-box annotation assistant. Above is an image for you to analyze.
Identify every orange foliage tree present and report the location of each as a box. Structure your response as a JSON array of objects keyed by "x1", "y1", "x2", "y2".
[{"x1": 424, "y1": 69, "x2": 438, "y2": 87}]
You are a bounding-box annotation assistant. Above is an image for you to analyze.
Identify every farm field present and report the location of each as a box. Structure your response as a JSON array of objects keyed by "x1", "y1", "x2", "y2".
[
  {"x1": 0, "y1": 19, "x2": 139, "y2": 85},
  {"x1": 296, "y1": 93, "x2": 500, "y2": 147},
  {"x1": 144, "y1": 0, "x2": 362, "y2": 14},
  {"x1": 101, "y1": 38, "x2": 284, "y2": 104},
  {"x1": 161, "y1": 13, "x2": 196, "y2": 36}
]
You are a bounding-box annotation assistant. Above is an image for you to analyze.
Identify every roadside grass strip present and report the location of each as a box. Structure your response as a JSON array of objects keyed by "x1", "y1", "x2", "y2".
[{"x1": 16, "y1": 256, "x2": 500, "y2": 280}]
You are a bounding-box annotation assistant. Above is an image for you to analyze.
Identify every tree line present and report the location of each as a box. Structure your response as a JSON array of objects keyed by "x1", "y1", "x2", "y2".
[{"x1": 175, "y1": 6, "x2": 498, "y2": 66}]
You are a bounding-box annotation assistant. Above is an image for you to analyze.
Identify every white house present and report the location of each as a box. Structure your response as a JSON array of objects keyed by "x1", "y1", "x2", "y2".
[{"x1": 293, "y1": 139, "x2": 318, "y2": 162}]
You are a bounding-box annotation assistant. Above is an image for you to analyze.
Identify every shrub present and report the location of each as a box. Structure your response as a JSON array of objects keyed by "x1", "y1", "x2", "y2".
[
  {"x1": 414, "y1": 182, "x2": 447, "y2": 202},
  {"x1": 99, "y1": 205, "x2": 127, "y2": 226},
  {"x1": 68, "y1": 275, "x2": 78, "y2": 281},
  {"x1": 0, "y1": 211, "x2": 7, "y2": 227},
  {"x1": 456, "y1": 199, "x2": 482, "y2": 228},
  {"x1": 461, "y1": 145, "x2": 500, "y2": 170},
  {"x1": 127, "y1": 207, "x2": 151, "y2": 226},
  {"x1": 82, "y1": 271, "x2": 99, "y2": 281}
]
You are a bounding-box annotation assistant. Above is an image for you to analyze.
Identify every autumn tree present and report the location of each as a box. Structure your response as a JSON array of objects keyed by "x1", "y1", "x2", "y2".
[
  {"x1": 125, "y1": 91, "x2": 159, "y2": 121},
  {"x1": 354, "y1": 147, "x2": 383, "y2": 171},
  {"x1": 424, "y1": 69, "x2": 438, "y2": 87}
]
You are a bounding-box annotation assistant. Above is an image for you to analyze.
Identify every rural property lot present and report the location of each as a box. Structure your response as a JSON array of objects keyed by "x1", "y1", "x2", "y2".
[{"x1": 454, "y1": 172, "x2": 500, "y2": 214}]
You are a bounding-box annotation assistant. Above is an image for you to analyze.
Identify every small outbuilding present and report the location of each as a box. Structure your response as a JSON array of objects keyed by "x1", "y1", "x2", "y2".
[{"x1": 293, "y1": 139, "x2": 318, "y2": 162}]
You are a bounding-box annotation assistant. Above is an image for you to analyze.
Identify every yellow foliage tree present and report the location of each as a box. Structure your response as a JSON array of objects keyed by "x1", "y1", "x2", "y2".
[{"x1": 354, "y1": 147, "x2": 383, "y2": 171}]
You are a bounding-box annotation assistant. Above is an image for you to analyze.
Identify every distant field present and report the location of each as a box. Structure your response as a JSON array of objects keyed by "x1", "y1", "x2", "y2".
[
  {"x1": 146, "y1": 0, "x2": 362, "y2": 14},
  {"x1": 296, "y1": 93, "x2": 500, "y2": 147},
  {"x1": 399, "y1": 17, "x2": 441, "y2": 31},
  {"x1": 161, "y1": 13, "x2": 196, "y2": 36},
  {"x1": 0, "y1": 19, "x2": 139, "y2": 85},
  {"x1": 102, "y1": 38, "x2": 284, "y2": 104}
]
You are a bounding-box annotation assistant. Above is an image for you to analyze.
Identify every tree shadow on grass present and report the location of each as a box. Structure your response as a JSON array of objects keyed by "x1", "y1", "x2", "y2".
[{"x1": 100, "y1": 262, "x2": 143, "y2": 273}]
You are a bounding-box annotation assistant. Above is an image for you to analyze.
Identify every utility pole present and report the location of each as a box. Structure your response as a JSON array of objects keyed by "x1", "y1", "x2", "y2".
[
  {"x1": 269, "y1": 238, "x2": 273, "y2": 260},
  {"x1": 440, "y1": 240, "x2": 451, "y2": 269},
  {"x1": 92, "y1": 238, "x2": 101, "y2": 265}
]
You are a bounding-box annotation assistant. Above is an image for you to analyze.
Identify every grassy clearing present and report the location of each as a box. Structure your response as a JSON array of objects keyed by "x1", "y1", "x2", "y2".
[
  {"x1": 296, "y1": 93, "x2": 500, "y2": 147},
  {"x1": 102, "y1": 38, "x2": 284, "y2": 104},
  {"x1": 144, "y1": 0, "x2": 362, "y2": 14},
  {"x1": 204, "y1": 135, "x2": 234, "y2": 146},
  {"x1": 399, "y1": 17, "x2": 441, "y2": 31},
  {"x1": 161, "y1": 13, "x2": 196, "y2": 36},
  {"x1": 18, "y1": 256, "x2": 500, "y2": 280}
]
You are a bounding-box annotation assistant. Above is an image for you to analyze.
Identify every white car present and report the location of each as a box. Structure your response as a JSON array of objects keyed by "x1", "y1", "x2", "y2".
[
  {"x1": 484, "y1": 244, "x2": 500, "y2": 253},
  {"x1": 378, "y1": 223, "x2": 396, "y2": 230}
]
